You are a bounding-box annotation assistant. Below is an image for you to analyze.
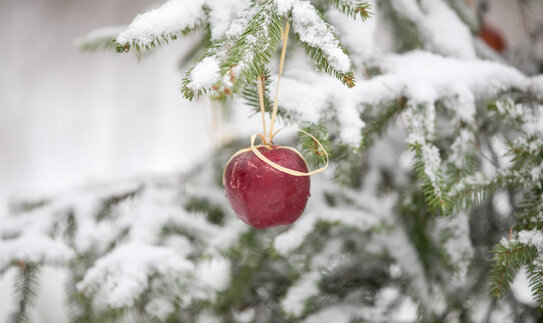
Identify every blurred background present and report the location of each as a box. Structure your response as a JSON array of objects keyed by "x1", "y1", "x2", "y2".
[
  {"x1": 0, "y1": 0, "x2": 214, "y2": 206},
  {"x1": 0, "y1": 0, "x2": 542, "y2": 322}
]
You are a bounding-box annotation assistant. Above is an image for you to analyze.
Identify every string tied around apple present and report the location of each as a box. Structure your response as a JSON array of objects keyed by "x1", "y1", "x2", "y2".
[{"x1": 251, "y1": 19, "x2": 329, "y2": 177}]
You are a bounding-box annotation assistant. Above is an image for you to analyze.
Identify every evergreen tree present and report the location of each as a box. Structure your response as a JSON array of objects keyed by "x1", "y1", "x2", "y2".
[{"x1": 2, "y1": 0, "x2": 543, "y2": 322}]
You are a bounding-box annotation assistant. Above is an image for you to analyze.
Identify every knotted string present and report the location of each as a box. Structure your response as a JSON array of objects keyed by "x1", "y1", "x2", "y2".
[
  {"x1": 249, "y1": 19, "x2": 328, "y2": 177},
  {"x1": 250, "y1": 128, "x2": 328, "y2": 176}
]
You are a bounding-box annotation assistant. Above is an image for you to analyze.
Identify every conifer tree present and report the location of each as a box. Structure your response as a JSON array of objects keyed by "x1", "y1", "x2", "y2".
[{"x1": 2, "y1": 0, "x2": 543, "y2": 322}]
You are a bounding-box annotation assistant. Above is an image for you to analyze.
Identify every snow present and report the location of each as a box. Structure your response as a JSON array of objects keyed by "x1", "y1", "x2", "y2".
[
  {"x1": 335, "y1": 97, "x2": 364, "y2": 147},
  {"x1": 276, "y1": 68, "x2": 365, "y2": 147},
  {"x1": 183, "y1": 0, "x2": 280, "y2": 95},
  {"x1": 0, "y1": 170, "x2": 238, "y2": 316},
  {"x1": 435, "y1": 212, "x2": 473, "y2": 277},
  {"x1": 290, "y1": 0, "x2": 351, "y2": 73},
  {"x1": 118, "y1": 187, "x2": 221, "y2": 244},
  {"x1": 273, "y1": 212, "x2": 318, "y2": 255},
  {"x1": 494, "y1": 98, "x2": 542, "y2": 136},
  {"x1": 207, "y1": 219, "x2": 248, "y2": 251},
  {"x1": 449, "y1": 129, "x2": 475, "y2": 169},
  {"x1": 163, "y1": 235, "x2": 193, "y2": 257},
  {"x1": 421, "y1": 143, "x2": 443, "y2": 191},
  {"x1": 403, "y1": 102, "x2": 436, "y2": 144},
  {"x1": 77, "y1": 242, "x2": 194, "y2": 308},
  {"x1": 447, "y1": 89, "x2": 476, "y2": 124},
  {"x1": 276, "y1": 50, "x2": 533, "y2": 151},
  {"x1": 109, "y1": 0, "x2": 539, "y2": 161},
  {"x1": 531, "y1": 163, "x2": 543, "y2": 183},
  {"x1": 206, "y1": 0, "x2": 251, "y2": 40},
  {"x1": 511, "y1": 267, "x2": 538, "y2": 306},
  {"x1": 0, "y1": 180, "x2": 144, "y2": 268},
  {"x1": 195, "y1": 257, "x2": 231, "y2": 292},
  {"x1": 517, "y1": 230, "x2": 543, "y2": 253},
  {"x1": 326, "y1": 1, "x2": 379, "y2": 64},
  {"x1": 276, "y1": 75, "x2": 329, "y2": 124},
  {"x1": 275, "y1": 0, "x2": 297, "y2": 15},
  {"x1": 116, "y1": 0, "x2": 206, "y2": 46},
  {"x1": 273, "y1": 186, "x2": 391, "y2": 256},
  {"x1": 233, "y1": 307, "x2": 256, "y2": 322},
  {"x1": 273, "y1": 173, "x2": 396, "y2": 318},
  {"x1": 145, "y1": 297, "x2": 176, "y2": 320},
  {"x1": 197, "y1": 311, "x2": 221, "y2": 323},
  {"x1": 282, "y1": 270, "x2": 320, "y2": 316},
  {"x1": 381, "y1": 225, "x2": 433, "y2": 308},
  {"x1": 302, "y1": 298, "x2": 416, "y2": 323},
  {"x1": 374, "y1": 287, "x2": 418, "y2": 322},
  {"x1": 303, "y1": 305, "x2": 360, "y2": 323},
  {"x1": 493, "y1": 191, "x2": 513, "y2": 216},
  {"x1": 531, "y1": 75, "x2": 543, "y2": 100},
  {"x1": 376, "y1": 51, "x2": 528, "y2": 105},
  {"x1": 390, "y1": 0, "x2": 476, "y2": 59},
  {"x1": 224, "y1": 5, "x2": 260, "y2": 39},
  {"x1": 0, "y1": 236, "x2": 73, "y2": 270},
  {"x1": 496, "y1": 98, "x2": 523, "y2": 119}
]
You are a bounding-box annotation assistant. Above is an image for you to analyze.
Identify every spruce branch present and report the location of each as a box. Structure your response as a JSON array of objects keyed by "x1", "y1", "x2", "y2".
[
  {"x1": 241, "y1": 69, "x2": 273, "y2": 113},
  {"x1": 216, "y1": 1, "x2": 284, "y2": 92},
  {"x1": 328, "y1": 0, "x2": 372, "y2": 20},
  {"x1": 411, "y1": 143, "x2": 452, "y2": 214},
  {"x1": 402, "y1": 102, "x2": 451, "y2": 213},
  {"x1": 182, "y1": 1, "x2": 284, "y2": 100},
  {"x1": 117, "y1": 25, "x2": 200, "y2": 53},
  {"x1": 177, "y1": 34, "x2": 211, "y2": 69},
  {"x1": 298, "y1": 124, "x2": 331, "y2": 167},
  {"x1": 513, "y1": 187, "x2": 543, "y2": 231},
  {"x1": 110, "y1": 0, "x2": 367, "y2": 101},
  {"x1": 66, "y1": 253, "x2": 99, "y2": 323},
  {"x1": 526, "y1": 264, "x2": 543, "y2": 306},
  {"x1": 115, "y1": 0, "x2": 207, "y2": 53},
  {"x1": 74, "y1": 26, "x2": 126, "y2": 52},
  {"x1": 448, "y1": 119, "x2": 542, "y2": 212},
  {"x1": 302, "y1": 45, "x2": 356, "y2": 88},
  {"x1": 181, "y1": 53, "x2": 219, "y2": 101},
  {"x1": 95, "y1": 186, "x2": 142, "y2": 222},
  {"x1": 361, "y1": 97, "x2": 405, "y2": 149},
  {"x1": 332, "y1": 144, "x2": 365, "y2": 188},
  {"x1": 505, "y1": 137, "x2": 543, "y2": 170},
  {"x1": 487, "y1": 98, "x2": 539, "y2": 136},
  {"x1": 489, "y1": 242, "x2": 537, "y2": 299},
  {"x1": 9, "y1": 263, "x2": 40, "y2": 323},
  {"x1": 290, "y1": 1, "x2": 356, "y2": 88},
  {"x1": 443, "y1": 111, "x2": 479, "y2": 182},
  {"x1": 449, "y1": 171, "x2": 518, "y2": 209},
  {"x1": 379, "y1": 0, "x2": 424, "y2": 52}
]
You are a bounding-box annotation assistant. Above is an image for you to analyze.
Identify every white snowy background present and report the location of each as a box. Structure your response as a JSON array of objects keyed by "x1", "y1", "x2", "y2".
[{"x1": 0, "y1": 0, "x2": 540, "y2": 322}]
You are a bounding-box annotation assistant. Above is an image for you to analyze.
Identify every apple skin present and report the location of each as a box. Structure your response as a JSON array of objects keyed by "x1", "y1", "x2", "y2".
[{"x1": 223, "y1": 145, "x2": 310, "y2": 229}]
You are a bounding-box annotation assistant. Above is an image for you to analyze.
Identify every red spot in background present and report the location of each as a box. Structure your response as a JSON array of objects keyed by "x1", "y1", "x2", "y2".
[{"x1": 479, "y1": 23, "x2": 506, "y2": 53}]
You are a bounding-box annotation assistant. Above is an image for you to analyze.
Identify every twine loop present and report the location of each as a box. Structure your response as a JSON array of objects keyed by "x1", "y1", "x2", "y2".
[
  {"x1": 250, "y1": 128, "x2": 328, "y2": 177},
  {"x1": 247, "y1": 19, "x2": 328, "y2": 177}
]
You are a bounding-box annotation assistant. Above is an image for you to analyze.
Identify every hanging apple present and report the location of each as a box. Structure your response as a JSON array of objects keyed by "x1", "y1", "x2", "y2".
[{"x1": 223, "y1": 145, "x2": 310, "y2": 229}]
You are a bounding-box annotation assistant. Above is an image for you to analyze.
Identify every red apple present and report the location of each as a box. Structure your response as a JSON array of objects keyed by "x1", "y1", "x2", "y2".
[{"x1": 223, "y1": 145, "x2": 310, "y2": 229}]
